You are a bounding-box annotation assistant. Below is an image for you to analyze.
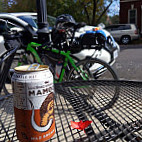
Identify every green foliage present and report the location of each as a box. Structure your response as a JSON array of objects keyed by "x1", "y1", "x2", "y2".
[
  {"x1": 1, "y1": 0, "x2": 113, "y2": 26},
  {"x1": 0, "y1": 0, "x2": 19, "y2": 12},
  {"x1": 0, "y1": 1, "x2": 2, "y2": 12},
  {"x1": 46, "y1": 0, "x2": 108, "y2": 25},
  {"x1": 110, "y1": 15, "x2": 119, "y2": 24},
  {"x1": 46, "y1": 0, "x2": 84, "y2": 22},
  {"x1": 7, "y1": 0, "x2": 36, "y2": 12},
  {"x1": 0, "y1": 0, "x2": 9, "y2": 12}
]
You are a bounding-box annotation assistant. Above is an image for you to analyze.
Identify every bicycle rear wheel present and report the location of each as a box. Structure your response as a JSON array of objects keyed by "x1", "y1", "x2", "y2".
[{"x1": 67, "y1": 58, "x2": 119, "y2": 111}]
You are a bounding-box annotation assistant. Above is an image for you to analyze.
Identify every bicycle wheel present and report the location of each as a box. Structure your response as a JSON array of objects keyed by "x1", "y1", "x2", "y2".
[
  {"x1": 4, "y1": 51, "x2": 35, "y2": 95},
  {"x1": 67, "y1": 58, "x2": 119, "y2": 111}
]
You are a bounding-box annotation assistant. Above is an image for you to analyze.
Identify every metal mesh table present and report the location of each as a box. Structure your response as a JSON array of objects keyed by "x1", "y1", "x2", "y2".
[{"x1": 0, "y1": 80, "x2": 142, "y2": 142}]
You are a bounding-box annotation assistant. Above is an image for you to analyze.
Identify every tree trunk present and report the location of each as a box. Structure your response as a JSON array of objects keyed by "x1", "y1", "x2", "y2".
[
  {"x1": 96, "y1": 0, "x2": 112, "y2": 24},
  {"x1": 92, "y1": 0, "x2": 97, "y2": 25},
  {"x1": 79, "y1": 0, "x2": 91, "y2": 25}
]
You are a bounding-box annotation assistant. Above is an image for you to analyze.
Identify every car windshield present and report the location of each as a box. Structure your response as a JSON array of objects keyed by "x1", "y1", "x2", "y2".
[
  {"x1": 18, "y1": 15, "x2": 56, "y2": 29},
  {"x1": 18, "y1": 15, "x2": 38, "y2": 29}
]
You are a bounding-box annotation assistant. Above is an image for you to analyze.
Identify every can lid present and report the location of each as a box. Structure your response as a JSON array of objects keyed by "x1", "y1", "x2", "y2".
[{"x1": 14, "y1": 63, "x2": 49, "y2": 72}]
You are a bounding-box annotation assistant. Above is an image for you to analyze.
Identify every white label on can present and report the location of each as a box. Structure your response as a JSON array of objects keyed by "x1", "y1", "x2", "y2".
[{"x1": 12, "y1": 70, "x2": 54, "y2": 110}]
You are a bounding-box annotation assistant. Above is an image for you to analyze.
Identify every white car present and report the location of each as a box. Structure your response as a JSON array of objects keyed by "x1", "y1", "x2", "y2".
[
  {"x1": 74, "y1": 25, "x2": 120, "y2": 66},
  {"x1": 0, "y1": 12, "x2": 120, "y2": 66},
  {"x1": 104, "y1": 24, "x2": 140, "y2": 44}
]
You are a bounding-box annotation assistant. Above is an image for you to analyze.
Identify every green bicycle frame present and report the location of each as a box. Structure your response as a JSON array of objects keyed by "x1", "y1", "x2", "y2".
[{"x1": 26, "y1": 42, "x2": 89, "y2": 82}]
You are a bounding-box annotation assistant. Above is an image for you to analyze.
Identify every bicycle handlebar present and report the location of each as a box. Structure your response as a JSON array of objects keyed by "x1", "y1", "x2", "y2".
[
  {"x1": 0, "y1": 20, "x2": 24, "y2": 61},
  {"x1": 33, "y1": 20, "x2": 107, "y2": 54}
]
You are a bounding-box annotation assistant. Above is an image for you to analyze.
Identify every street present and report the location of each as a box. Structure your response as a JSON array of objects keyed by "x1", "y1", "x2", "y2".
[{"x1": 112, "y1": 44, "x2": 142, "y2": 81}]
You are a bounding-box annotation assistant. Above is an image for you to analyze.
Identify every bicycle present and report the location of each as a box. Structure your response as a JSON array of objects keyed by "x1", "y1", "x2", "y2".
[
  {"x1": 0, "y1": 19, "x2": 23, "y2": 99},
  {"x1": 19, "y1": 23, "x2": 118, "y2": 80},
  {"x1": 1, "y1": 18, "x2": 119, "y2": 111},
  {"x1": 6, "y1": 22, "x2": 119, "y2": 110},
  {"x1": 7, "y1": 22, "x2": 119, "y2": 83}
]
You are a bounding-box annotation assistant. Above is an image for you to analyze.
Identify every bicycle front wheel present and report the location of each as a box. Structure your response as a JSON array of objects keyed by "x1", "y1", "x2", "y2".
[
  {"x1": 4, "y1": 52, "x2": 35, "y2": 96},
  {"x1": 67, "y1": 58, "x2": 119, "y2": 111}
]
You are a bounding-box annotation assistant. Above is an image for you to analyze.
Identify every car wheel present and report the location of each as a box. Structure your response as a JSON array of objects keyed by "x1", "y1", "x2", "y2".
[{"x1": 121, "y1": 36, "x2": 131, "y2": 44}]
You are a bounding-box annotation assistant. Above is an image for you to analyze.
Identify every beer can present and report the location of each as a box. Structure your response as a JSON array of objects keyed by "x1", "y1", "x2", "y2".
[{"x1": 11, "y1": 64, "x2": 55, "y2": 142}]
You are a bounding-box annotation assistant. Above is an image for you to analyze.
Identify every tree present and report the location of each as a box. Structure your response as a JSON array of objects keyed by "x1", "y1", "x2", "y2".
[
  {"x1": 46, "y1": 0, "x2": 116, "y2": 25},
  {"x1": 0, "y1": 0, "x2": 9, "y2": 12},
  {"x1": 77, "y1": 0, "x2": 114, "y2": 25},
  {"x1": 4, "y1": 0, "x2": 117, "y2": 26},
  {"x1": 107, "y1": 0, "x2": 119, "y2": 16},
  {"x1": 46, "y1": 0, "x2": 113, "y2": 25},
  {"x1": 7, "y1": 0, "x2": 36, "y2": 12},
  {"x1": 46, "y1": 0, "x2": 84, "y2": 22},
  {"x1": 0, "y1": 0, "x2": 17, "y2": 12},
  {"x1": 0, "y1": 1, "x2": 3, "y2": 12},
  {"x1": 110, "y1": 15, "x2": 119, "y2": 24}
]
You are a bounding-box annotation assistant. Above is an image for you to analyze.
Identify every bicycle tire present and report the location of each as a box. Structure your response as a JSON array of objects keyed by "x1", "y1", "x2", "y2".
[
  {"x1": 4, "y1": 52, "x2": 35, "y2": 95},
  {"x1": 67, "y1": 58, "x2": 119, "y2": 111}
]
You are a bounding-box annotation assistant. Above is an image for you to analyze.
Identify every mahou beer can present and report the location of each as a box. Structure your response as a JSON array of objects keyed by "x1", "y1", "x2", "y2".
[{"x1": 11, "y1": 64, "x2": 55, "y2": 142}]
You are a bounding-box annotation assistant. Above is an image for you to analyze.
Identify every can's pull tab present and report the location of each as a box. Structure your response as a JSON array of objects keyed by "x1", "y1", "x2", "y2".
[{"x1": 27, "y1": 63, "x2": 40, "y2": 71}]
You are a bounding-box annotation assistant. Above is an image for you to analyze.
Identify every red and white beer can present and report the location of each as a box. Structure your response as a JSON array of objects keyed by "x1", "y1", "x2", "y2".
[{"x1": 11, "y1": 64, "x2": 55, "y2": 142}]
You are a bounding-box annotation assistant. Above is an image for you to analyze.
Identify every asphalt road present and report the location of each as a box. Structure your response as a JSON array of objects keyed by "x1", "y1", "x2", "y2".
[{"x1": 112, "y1": 44, "x2": 142, "y2": 81}]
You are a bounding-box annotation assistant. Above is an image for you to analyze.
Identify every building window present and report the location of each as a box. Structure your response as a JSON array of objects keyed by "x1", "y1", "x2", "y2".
[{"x1": 128, "y1": 9, "x2": 137, "y2": 24}]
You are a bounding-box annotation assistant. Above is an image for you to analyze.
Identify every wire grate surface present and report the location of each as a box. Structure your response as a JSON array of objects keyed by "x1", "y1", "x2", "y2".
[{"x1": 0, "y1": 80, "x2": 142, "y2": 142}]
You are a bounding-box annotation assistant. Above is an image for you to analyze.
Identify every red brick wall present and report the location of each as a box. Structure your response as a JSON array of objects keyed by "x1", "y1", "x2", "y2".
[{"x1": 120, "y1": 0, "x2": 142, "y2": 33}]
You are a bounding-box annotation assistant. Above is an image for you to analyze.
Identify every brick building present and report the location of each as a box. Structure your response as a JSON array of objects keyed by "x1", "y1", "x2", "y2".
[{"x1": 120, "y1": 0, "x2": 142, "y2": 34}]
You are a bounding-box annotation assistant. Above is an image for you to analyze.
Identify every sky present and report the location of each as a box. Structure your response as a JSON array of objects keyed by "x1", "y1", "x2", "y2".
[{"x1": 108, "y1": 0, "x2": 120, "y2": 16}]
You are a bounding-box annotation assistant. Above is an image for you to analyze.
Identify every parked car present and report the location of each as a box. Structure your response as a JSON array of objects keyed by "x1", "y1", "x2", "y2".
[
  {"x1": 0, "y1": 12, "x2": 120, "y2": 66},
  {"x1": 0, "y1": 12, "x2": 56, "y2": 31},
  {"x1": 0, "y1": 35, "x2": 7, "y2": 56},
  {"x1": 104, "y1": 24, "x2": 140, "y2": 44},
  {"x1": 73, "y1": 25, "x2": 119, "y2": 65}
]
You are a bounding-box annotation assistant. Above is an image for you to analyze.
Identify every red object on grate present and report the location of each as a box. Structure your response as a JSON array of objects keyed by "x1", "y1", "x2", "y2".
[{"x1": 71, "y1": 120, "x2": 92, "y2": 131}]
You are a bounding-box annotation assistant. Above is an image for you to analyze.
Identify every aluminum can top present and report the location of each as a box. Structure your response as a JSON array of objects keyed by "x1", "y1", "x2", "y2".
[{"x1": 14, "y1": 63, "x2": 49, "y2": 72}]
